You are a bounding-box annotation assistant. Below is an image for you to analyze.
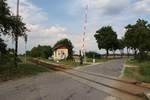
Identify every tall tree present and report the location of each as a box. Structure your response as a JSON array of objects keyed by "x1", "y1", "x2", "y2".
[
  {"x1": 0, "y1": 0, "x2": 12, "y2": 35},
  {"x1": 0, "y1": 0, "x2": 27, "y2": 66},
  {"x1": 94, "y1": 26, "x2": 118, "y2": 58},
  {"x1": 53, "y1": 38, "x2": 74, "y2": 59},
  {"x1": 10, "y1": 16, "x2": 27, "y2": 66},
  {"x1": 124, "y1": 19, "x2": 150, "y2": 60}
]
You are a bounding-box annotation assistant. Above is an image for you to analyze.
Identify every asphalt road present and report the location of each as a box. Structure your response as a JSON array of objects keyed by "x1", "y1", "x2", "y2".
[
  {"x1": 0, "y1": 72, "x2": 119, "y2": 100},
  {"x1": 0, "y1": 59, "x2": 126, "y2": 100},
  {"x1": 79, "y1": 59, "x2": 124, "y2": 77}
]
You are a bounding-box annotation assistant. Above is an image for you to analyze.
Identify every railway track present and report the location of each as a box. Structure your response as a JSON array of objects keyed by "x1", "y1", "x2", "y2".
[{"x1": 31, "y1": 59, "x2": 150, "y2": 100}]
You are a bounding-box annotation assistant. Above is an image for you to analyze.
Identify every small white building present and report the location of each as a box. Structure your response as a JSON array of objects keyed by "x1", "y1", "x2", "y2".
[{"x1": 53, "y1": 45, "x2": 68, "y2": 60}]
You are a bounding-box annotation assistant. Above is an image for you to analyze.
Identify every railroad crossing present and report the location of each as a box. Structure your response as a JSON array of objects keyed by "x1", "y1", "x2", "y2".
[{"x1": 0, "y1": 59, "x2": 149, "y2": 100}]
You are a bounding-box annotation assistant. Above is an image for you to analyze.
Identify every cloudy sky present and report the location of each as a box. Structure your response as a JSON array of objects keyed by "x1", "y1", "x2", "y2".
[{"x1": 6, "y1": 0, "x2": 150, "y2": 54}]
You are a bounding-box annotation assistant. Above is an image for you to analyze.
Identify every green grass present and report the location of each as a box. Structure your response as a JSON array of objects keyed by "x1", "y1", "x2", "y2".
[
  {"x1": 36, "y1": 57, "x2": 110, "y2": 68},
  {"x1": 24, "y1": 56, "x2": 110, "y2": 69},
  {"x1": 18, "y1": 63, "x2": 49, "y2": 75},
  {"x1": 123, "y1": 59, "x2": 150, "y2": 83},
  {"x1": 0, "y1": 62, "x2": 49, "y2": 82},
  {"x1": 58, "y1": 59, "x2": 88, "y2": 67}
]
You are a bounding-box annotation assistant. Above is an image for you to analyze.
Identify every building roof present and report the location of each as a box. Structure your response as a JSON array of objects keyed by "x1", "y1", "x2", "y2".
[{"x1": 53, "y1": 45, "x2": 68, "y2": 51}]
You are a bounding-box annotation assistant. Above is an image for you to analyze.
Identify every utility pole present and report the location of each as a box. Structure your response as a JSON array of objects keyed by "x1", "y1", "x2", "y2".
[
  {"x1": 17, "y1": 0, "x2": 19, "y2": 16},
  {"x1": 24, "y1": 34, "x2": 27, "y2": 63},
  {"x1": 14, "y1": 0, "x2": 20, "y2": 67}
]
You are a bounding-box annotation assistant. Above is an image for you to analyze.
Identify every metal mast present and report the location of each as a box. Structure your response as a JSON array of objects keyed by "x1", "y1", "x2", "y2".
[{"x1": 82, "y1": 4, "x2": 88, "y2": 62}]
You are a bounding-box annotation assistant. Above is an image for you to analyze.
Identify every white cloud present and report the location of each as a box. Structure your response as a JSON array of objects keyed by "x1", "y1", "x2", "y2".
[
  {"x1": 45, "y1": 26, "x2": 66, "y2": 34},
  {"x1": 7, "y1": 0, "x2": 48, "y2": 24},
  {"x1": 73, "y1": 0, "x2": 129, "y2": 15},
  {"x1": 68, "y1": 0, "x2": 150, "y2": 53},
  {"x1": 28, "y1": 24, "x2": 67, "y2": 37},
  {"x1": 6, "y1": 0, "x2": 68, "y2": 53},
  {"x1": 132, "y1": 0, "x2": 150, "y2": 13}
]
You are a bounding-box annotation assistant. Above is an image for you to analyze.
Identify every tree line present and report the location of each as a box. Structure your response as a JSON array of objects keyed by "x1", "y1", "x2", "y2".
[{"x1": 94, "y1": 19, "x2": 150, "y2": 60}]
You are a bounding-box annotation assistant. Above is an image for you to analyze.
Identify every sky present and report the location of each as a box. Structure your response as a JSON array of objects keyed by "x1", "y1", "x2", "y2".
[{"x1": 6, "y1": 0, "x2": 150, "y2": 54}]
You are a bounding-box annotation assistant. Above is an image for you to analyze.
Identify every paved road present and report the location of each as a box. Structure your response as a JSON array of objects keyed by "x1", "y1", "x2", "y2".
[
  {"x1": 79, "y1": 59, "x2": 124, "y2": 77},
  {"x1": 0, "y1": 72, "x2": 120, "y2": 100},
  {"x1": 0, "y1": 59, "x2": 127, "y2": 100}
]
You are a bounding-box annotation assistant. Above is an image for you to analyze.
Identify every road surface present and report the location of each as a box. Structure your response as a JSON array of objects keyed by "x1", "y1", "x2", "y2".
[
  {"x1": 79, "y1": 59, "x2": 124, "y2": 77},
  {"x1": 0, "y1": 59, "x2": 145, "y2": 100}
]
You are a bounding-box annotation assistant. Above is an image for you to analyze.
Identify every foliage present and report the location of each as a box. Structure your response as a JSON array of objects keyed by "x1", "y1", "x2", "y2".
[
  {"x1": 0, "y1": 0, "x2": 27, "y2": 36},
  {"x1": 117, "y1": 38, "x2": 125, "y2": 50},
  {"x1": 0, "y1": 0, "x2": 28, "y2": 67},
  {"x1": 29, "y1": 45, "x2": 52, "y2": 59},
  {"x1": 9, "y1": 16, "x2": 27, "y2": 37},
  {"x1": 0, "y1": 36, "x2": 7, "y2": 54},
  {"x1": 53, "y1": 38, "x2": 74, "y2": 59},
  {"x1": 94, "y1": 26, "x2": 118, "y2": 57},
  {"x1": 85, "y1": 51, "x2": 101, "y2": 59},
  {"x1": 124, "y1": 19, "x2": 150, "y2": 60},
  {"x1": 0, "y1": 0, "x2": 12, "y2": 35}
]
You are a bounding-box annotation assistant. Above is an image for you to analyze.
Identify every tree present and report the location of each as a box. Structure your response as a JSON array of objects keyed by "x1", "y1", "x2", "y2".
[
  {"x1": 94, "y1": 26, "x2": 118, "y2": 58},
  {"x1": 118, "y1": 38, "x2": 125, "y2": 58},
  {"x1": 30, "y1": 45, "x2": 52, "y2": 59},
  {"x1": 0, "y1": 0, "x2": 27, "y2": 66},
  {"x1": 0, "y1": 35, "x2": 7, "y2": 64},
  {"x1": 86, "y1": 51, "x2": 101, "y2": 59},
  {"x1": 0, "y1": 0, "x2": 12, "y2": 35},
  {"x1": 53, "y1": 38, "x2": 74, "y2": 59},
  {"x1": 124, "y1": 19, "x2": 150, "y2": 60},
  {"x1": 10, "y1": 16, "x2": 27, "y2": 66},
  {"x1": 0, "y1": 36, "x2": 7, "y2": 54}
]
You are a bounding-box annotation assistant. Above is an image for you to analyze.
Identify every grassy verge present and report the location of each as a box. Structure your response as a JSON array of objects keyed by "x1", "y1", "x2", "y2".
[
  {"x1": 57, "y1": 59, "x2": 89, "y2": 67},
  {"x1": 34, "y1": 57, "x2": 110, "y2": 68},
  {"x1": 123, "y1": 59, "x2": 150, "y2": 83},
  {"x1": 0, "y1": 62, "x2": 49, "y2": 82}
]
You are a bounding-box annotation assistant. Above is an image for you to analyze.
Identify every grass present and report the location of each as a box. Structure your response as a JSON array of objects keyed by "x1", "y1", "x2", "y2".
[
  {"x1": 123, "y1": 59, "x2": 150, "y2": 83},
  {"x1": 58, "y1": 59, "x2": 88, "y2": 67},
  {"x1": 35, "y1": 57, "x2": 110, "y2": 68},
  {"x1": 0, "y1": 62, "x2": 49, "y2": 82}
]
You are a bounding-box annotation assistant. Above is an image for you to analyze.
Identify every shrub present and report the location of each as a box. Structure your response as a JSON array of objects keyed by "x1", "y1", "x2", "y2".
[{"x1": 86, "y1": 51, "x2": 101, "y2": 59}]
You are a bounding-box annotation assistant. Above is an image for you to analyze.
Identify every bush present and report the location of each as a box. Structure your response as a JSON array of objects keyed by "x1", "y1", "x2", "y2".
[
  {"x1": 86, "y1": 51, "x2": 101, "y2": 59},
  {"x1": 29, "y1": 45, "x2": 52, "y2": 59}
]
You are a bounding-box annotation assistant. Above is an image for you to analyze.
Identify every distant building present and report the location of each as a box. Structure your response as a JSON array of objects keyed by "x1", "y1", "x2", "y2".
[{"x1": 52, "y1": 45, "x2": 68, "y2": 60}]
